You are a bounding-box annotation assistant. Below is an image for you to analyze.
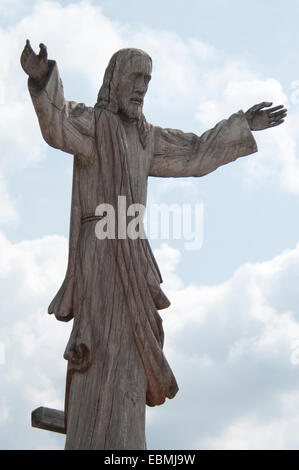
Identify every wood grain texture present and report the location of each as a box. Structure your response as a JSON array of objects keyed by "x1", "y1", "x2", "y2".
[
  {"x1": 31, "y1": 407, "x2": 66, "y2": 434},
  {"x1": 27, "y1": 49, "x2": 258, "y2": 450}
]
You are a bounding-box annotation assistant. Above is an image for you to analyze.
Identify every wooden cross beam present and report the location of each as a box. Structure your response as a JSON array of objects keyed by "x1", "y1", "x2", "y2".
[{"x1": 31, "y1": 407, "x2": 66, "y2": 434}]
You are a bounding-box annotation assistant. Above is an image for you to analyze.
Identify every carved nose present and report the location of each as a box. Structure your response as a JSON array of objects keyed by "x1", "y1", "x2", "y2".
[
  {"x1": 135, "y1": 87, "x2": 146, "y2": 96},
  {"x1": 135, "y1": 79, "x2": 147, "y2": 94}
]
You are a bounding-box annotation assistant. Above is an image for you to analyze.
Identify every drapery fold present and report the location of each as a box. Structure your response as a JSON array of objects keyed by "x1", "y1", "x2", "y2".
[{"x1": 48, "y1": 108, "x2": 178, "y2": 414}]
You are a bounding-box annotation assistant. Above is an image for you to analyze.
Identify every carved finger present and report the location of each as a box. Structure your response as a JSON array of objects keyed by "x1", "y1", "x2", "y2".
[
  {"x1": 39, "y1": 43, "x2": 48, "y2": 59},
  {"x1": 269, "y1": 109, "x2": 288, "y2": 120},
  {"x1": 25, "y1": 39, "x2": 34, "y2": 54},
  {"x1": 21, "y1": 40, "x2": 34, "y2": 66},
  {"x1": 269, "y1": 119, "x2": 285, "y2": 127},
  {"x1": 251, "y1": 101, "x2": 272, "y2": 112},
  {"x1": 266, "y1": 105, "x2": 285, "y2": 114}
]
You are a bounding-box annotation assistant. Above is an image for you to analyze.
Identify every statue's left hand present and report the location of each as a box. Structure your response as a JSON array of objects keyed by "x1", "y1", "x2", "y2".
[{"x1": 245, "y1": 102, "x2": 287, "y2": 131}]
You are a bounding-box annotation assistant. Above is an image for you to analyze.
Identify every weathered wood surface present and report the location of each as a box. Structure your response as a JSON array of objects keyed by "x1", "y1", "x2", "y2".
[
  {"x1": 31, "y1": 407, "x2": 66, "y2": 434},
  {"x1": 21, "y1": 41, "x2": 288, "y2": 451},
  {"x1": 25, "y1": 47, "x2": 258, "y2": 450}
]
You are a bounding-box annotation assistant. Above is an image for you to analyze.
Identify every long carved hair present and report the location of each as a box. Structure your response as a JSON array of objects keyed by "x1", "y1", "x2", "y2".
[{"x1": 95, "y1": 48, "x2": 152, "y2": 148}]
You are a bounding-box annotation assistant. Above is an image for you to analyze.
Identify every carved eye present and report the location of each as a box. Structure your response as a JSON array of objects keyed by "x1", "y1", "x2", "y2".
[{"x1": 129, "y1": 72, "x2": 139, "y2": 80}]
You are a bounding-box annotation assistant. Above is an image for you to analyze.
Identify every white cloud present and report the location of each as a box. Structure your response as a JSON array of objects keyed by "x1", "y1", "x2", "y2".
[
  {"x1": 1, "y1": 234, "x2": 299, "y2": 449},
  {"x1": 0, "y1": 0, "x2": 38, "y2": 25},
  {"x1": 0, "y1": 231, "x2": 70, "y2": 449},
  {"x1": 0, "y1": 176, "x2": 18, "y2": 226},
  {"x1": 200, "y1": 415, "x2": 287, "y2": 450},
  {"x1": 200, "y1": 391, "x2": 299, "y2": 450},
  {"x1": 154, "y1": 243, "x2": 183, "y2": 291},
  {"x1": 194, "y1": 59, "x2": 299, "y2": 195},
  {"x1": 146, "y1": 242, "x2": 299, "y2": 449}
]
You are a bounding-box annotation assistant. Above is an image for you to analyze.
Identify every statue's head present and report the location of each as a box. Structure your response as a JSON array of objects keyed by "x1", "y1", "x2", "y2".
[{"x1": 96, "y1": 48, "x2": 152, "y2": 121}]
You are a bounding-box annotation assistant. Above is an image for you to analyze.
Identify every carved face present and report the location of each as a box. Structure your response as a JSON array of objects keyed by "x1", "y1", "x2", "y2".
[{"x1": 116, "y1": 55, "x2": 152, "y2": 120}]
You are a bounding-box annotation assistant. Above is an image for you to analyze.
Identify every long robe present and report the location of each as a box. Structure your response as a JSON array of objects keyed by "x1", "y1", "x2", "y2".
[{"x1": 28, "y1": 61, "x2": 257, "y2": 450}]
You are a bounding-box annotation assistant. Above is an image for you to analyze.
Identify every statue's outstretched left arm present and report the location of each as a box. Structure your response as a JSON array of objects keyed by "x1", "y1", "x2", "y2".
[{"x1": 149, "y1": 103, "x2": 287, "y2": 178}]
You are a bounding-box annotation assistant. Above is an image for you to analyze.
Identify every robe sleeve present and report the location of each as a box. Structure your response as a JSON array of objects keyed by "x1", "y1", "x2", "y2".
[
  {"x1": 149, "y1": 111, "x2": 258, "y2": 177},
  {"x1": 28, "y1": 60, "x2": 96, "y2": 165}
]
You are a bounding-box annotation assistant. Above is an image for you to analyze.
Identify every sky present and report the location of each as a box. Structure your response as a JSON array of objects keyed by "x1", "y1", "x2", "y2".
[{"x1": 1, "y1": 0, "x2": 299, "y2": 450}]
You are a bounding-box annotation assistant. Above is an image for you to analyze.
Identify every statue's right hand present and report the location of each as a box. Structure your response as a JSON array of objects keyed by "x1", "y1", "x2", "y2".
[{"x1": 20, "y1": 39, "x2": 49, "y2": 82}]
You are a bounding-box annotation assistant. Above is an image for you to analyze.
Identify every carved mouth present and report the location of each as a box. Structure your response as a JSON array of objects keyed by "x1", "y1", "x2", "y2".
[{"x1": 130, "y1": 97, "x2": 143, "y2": 105}]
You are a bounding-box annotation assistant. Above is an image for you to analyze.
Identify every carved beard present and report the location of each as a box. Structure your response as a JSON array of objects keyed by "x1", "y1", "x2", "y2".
[{"x1": 118, "y1": 94, "x2": 144, "y2": 121}]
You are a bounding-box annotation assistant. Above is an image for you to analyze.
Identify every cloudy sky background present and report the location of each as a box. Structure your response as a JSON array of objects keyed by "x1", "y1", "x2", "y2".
[{"x1": 1, "y1": 0, "x2": 299, "y2": 449}]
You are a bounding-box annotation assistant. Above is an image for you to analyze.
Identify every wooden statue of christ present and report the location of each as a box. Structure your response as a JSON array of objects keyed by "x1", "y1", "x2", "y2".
[{"x1": 20, "y1": 40, "x2": 287, "y2": 450}]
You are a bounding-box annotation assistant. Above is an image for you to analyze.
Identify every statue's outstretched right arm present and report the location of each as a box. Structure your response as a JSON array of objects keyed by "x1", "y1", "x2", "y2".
[{"x1": 20, "y1": 40, "x2": 95, "y2": 164}]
